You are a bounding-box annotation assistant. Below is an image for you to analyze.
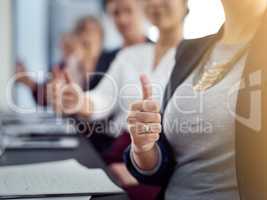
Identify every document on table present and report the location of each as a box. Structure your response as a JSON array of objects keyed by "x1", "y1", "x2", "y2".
[{"x1": 0, "y1": 159, "x2": 123, "y2": 199}]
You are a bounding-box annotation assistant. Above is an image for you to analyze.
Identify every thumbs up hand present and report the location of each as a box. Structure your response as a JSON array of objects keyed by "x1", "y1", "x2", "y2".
[
  {"x1": 127, "y1": 74, "x2": 162, "y2": 154},
  {"x1": 50, "y1": 70, "x2": 91, "y2": 117}
]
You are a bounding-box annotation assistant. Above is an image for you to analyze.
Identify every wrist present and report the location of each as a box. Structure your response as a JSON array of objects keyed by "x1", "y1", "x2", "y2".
[
  {"x1": 132, "y1": 143, "x2": 156, "y2": 155},
  {"x1": 131, "y1": 143, "x2": 161, "y2": 173},
  {"x1": 78, "y1": 95, "x2": 93, "y2": 118}
]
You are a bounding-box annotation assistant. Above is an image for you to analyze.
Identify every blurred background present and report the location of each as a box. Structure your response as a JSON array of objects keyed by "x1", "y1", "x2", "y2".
[{"x1": 0, "y1": 0, "x2": 225, "y2": 110}]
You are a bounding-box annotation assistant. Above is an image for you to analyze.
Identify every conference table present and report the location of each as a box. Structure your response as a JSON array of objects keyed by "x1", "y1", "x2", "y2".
[{"x1": 0, "y1": 134, "x2": 128, "y2": 200}]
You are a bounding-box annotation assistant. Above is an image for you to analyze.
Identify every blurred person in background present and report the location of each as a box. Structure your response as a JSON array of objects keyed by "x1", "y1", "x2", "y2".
[
  {"x1": 51, "y1": 0, "x2": 188, "y2": 199},
  {"x1": 15, "y1": 16, "x2": 104, "y2": 106},
  {"x1": 15, "y1": 0, "x2": 150, "y2": 107},
  {"x1": 50, "y1": 0, "x2": 152, "y2": 153},
  {"x1": 105, "y1": 0, "x2": 147, "y2": 47},
  {"x1": 124, "y1": 0, "x2": 267, "y2": 200},
  {"x1": 15, "y1": 32, "x2": 84, "y2": 106}
]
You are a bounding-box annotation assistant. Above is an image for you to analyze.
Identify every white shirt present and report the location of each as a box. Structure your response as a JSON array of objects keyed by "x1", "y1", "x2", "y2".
[{"x1": 87, "y1": 43, "x2": 176, "y2": 137}]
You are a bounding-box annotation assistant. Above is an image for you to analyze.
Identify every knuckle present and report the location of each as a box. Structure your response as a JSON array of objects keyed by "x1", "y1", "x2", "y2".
[
  {"x1": 128, "y1": 124, "x2": 136, "y2": 134},
  {"x1": 143, "y1": 114, "x2": 151, "y2": 123},
  {"x1": 137, "y1": 123, "x2": 145, "y2": 132},
  {"x1": 156, "y1": 114, "x2": 161, "y2": 122},
  {"x1": 143, "y1": 100, "x2": 160, "y2": 112},
  {"x1": 151, "y1": 124, "x2": 162, "y2": 133},
  {"x1": 136, "y1": 112, "x2": 161, "y2": 123},
  {"x1": 127, "y1": 117, "x2": 134, "y2": 124},
  {"x1": 130, "y1": 102, "x2": 137, "y2": 110},
  {"x1": 127, "y1": 116, "x2": 131, "y2": 123},
  {"x1": 135, "y1": 123, "x2": 141, "y2": 132},
  {"x1": 137, "y1": 113, "x2": 146, "y2": 122},
  {"x1": 127, "y1": 113, "x2": 137, "y2": 124},
  {"x1": 130, "y1": 101, "x2": 142, "y2": 111}
]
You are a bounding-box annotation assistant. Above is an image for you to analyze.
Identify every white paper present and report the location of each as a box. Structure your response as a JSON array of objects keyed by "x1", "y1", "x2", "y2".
[{"x1": 0, "y1": 160, "x2": 123, "y2": 198}]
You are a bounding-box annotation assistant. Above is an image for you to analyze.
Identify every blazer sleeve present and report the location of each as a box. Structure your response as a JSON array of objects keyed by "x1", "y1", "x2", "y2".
[{"x1": 123, "y1": 134, "x2": 176, "y2": 186}]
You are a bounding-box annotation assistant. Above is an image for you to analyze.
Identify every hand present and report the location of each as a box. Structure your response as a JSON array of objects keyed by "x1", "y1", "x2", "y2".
[
  {"x1": 51, "y1": 70, "x2": 92, "y2": 117},
  {"x1": 15, "y1": 61, "x2": 27, "y2": 81},
  {"x1": 15, "y1": 61, "x2": 36, "y2": 90},
  {"x1": 47, "y1": 67, "x2": 63, "y2": 112},
  {"x1": 128, "y1": 74, "x2": 162, "y2": 154}
]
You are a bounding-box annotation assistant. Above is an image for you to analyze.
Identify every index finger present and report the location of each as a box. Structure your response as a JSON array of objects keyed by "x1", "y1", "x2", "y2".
[{"x1": 130, "y1": 100, "x2": 160, "y2": 113}]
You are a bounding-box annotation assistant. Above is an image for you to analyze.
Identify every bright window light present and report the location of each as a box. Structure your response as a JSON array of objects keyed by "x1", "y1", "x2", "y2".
[
  {"x1": 184, "y1": 0, "x2": 225, "y2": 39},
  {"x1": 147, "y1": 25, "x2": 160, "y2": 42}
]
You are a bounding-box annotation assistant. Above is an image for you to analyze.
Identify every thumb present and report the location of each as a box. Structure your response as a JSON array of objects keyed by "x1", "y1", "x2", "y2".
[
  {"x1": 63, "y1": 70, "x2": 73, "y2": 84},
  {"x1": 52, "y1": 65, "x2": 61, "y2": 79},
  {"x1": 140, "y1": 74, "x2": 152, "y2": 100}
]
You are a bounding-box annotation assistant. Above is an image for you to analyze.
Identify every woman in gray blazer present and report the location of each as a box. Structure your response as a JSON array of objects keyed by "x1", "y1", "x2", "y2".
[{"x1": 125, "y1": 0, "x2": 267, "y2": 199}]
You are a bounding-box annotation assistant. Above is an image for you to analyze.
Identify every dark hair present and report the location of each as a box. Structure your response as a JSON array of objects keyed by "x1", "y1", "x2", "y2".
[
  {"x1": 74, "y1": 16, "x2": 104, "y2": 39},
  {"x1": 103, "y1": 0, "x2": 114, "y2": 10}
]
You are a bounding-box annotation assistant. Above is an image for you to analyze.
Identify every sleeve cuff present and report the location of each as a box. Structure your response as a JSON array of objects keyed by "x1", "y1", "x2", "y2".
[{"x1": 130, "y1": 144, "x2": 163, "y2": 176}]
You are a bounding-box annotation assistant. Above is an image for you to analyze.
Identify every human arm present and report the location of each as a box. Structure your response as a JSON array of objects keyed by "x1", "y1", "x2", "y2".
[
  {"x1": 123, "y1": 75, "x2": 176, "y2": 186},
  {"x1": 51, "y1": 51, "x2": 125, "y2": 119}
]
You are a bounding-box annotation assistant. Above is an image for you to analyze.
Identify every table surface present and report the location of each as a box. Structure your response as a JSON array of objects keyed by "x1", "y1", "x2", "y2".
[{"x1": 0, "y1": 135, "x2": 128, "y2": 200}]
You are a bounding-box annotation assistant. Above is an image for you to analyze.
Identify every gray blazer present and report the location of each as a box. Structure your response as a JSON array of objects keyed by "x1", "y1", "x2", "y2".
[{"x1": 124, "y1": 9, "x2": 267, "y2": 200}]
